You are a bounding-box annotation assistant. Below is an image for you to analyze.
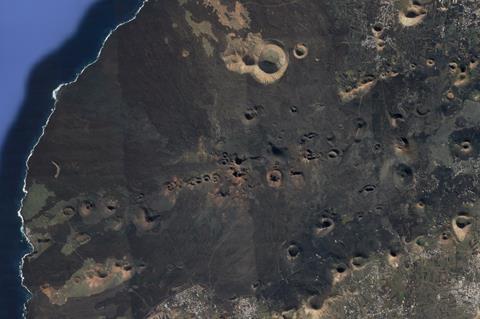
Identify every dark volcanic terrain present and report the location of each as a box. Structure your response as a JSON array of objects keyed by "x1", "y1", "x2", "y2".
[{"x1": 21, "y1": 0, "x2": 480, "y2": 318}]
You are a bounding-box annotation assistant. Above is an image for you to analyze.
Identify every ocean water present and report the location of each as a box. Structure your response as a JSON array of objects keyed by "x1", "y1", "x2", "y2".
[
  {"x1": 0, "y1": 0, "x2": 97, "y2": 148},
  {"x1": 0, "y1": 1, "x2": 143, "y2": 317}
]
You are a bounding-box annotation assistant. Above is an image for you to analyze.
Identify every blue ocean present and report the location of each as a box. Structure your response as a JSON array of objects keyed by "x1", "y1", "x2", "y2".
[{"x1": 0, "y1": 1, "x2": 143, "y2": 317}]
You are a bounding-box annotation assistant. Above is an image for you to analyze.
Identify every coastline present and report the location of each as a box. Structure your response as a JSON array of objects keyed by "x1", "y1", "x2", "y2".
[{"x1": 6, "y1": 1, "x2": 147, "y2": 317}]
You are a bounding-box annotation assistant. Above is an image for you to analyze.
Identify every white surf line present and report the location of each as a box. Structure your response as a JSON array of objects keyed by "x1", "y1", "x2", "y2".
[{"x1": 18, "y1": 1, "x2": 148, "y2": 317}]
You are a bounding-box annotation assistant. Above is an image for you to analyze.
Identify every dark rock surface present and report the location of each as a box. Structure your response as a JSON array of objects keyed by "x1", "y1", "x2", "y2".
[{"x1": 21, "y1": 0, "x2": 480, "y2": 318}]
